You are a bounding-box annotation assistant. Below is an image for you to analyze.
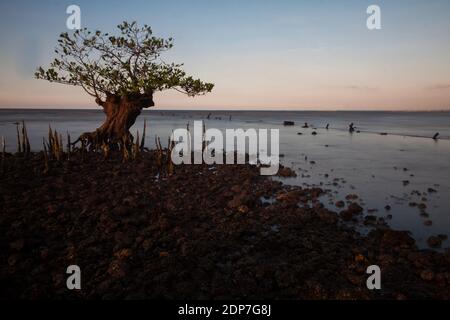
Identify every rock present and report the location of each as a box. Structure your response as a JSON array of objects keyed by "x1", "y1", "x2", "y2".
[
  {"x1": 435, "y1": 273, "x2": 448, "y2": 286},
  {"x1": 10, "y1": 239, "x2": 25, "y2": 251},
  {"x1": 347, "y1": 274, "x2": 363, "y2": 285},
  {"x1": 46, "y1": 204, "x2": 59, "y2": 214},
  {"x1": 237, "y1": 205, "x2": 249, "y2": 214},
  {"x1": 40, "y1": 248, "x2": 49, "y2": 259},
  {"x1": 438, "y1": 234, "x2": 448, "y2": 241},
  {"x1": 427, "y1": 188, "x2": 437, "y2": 193},
  {"x1": 159, "y1": 251, "x2": 170, "y2": 258},
  {"x1": 418, "y1": 203, "x2": 427, "y2": 210},
  {"x1": 335, "y1": 201, "x2": 345, "y2": 208},
  {"x1": 427, "y1": 236, "x2": 442, "y2": 248},
  {"x1": 277, "y1": 167, "x2": 297, "y2": 178},
  {"x1": 115, "y1": 205, "x2": 130, "y2": 215},
  {"x1": 283, "y1": 121, "x2": 295, "y2": 126},
  {"x1": 142, "y1": 239, "x2": 153, "y2": 252},
  {"x1": 313, "y1": 202, "x2": 324, "y2": 210},
  {"x1": 364, "y1": 215, "x2": 377, "y2": 225},
  {"x1": 227, "y1": 197, "x2": 241, "y2": 209},
  {"x1": 227, "y1": 192, "x2": 250, "y2": 209},
  {"x1": 385, "y1": 205, "x2": 391, "y2": 211},
  {"x1": 107, "y1": 260, "x2": 128, "y2": 279},
  {"x1": 230, "y1": 185, "x2": 241, "y2": 193},
  {"x1": 420, "y1": 270, "x2": 435, "y2": 281},
  {"x1": 311, "y1": 131, "x2": 317, "y2": 135},
  {"x1": 345, "y1": 194, "x2": 359, "y2": 201},
  {"x1": 347, "y1": 203, "x2": 363, "y2": 214},
  {"x1": 8, "y1": 255, "x2": 18, "y2": 267},
  {"x1": 309, "y1": 188, "x2": 323, "y2": 199},
  {"x1": 114, "y1": 248, "x2": 132, "y2": 259},
  {"x1": 317, "y1": 210, "x2": 338, "y2": 224},
  {"x1": 377, "y1": 217, "x2": 387, "y2": 226},
  {"x1": 355, "y1": 254, "x2": 367, "y2": 263},
  {"x1": 340, "y1": 203, "x2": 363, "y2": 221},
  {"x1": 381, "y1": 230, "x2": 415, "y2": 248},
  {"x1": 340, "y1": 210, "x2": 354, "y2": 221},
  {"x1": 276, "y1": 190, "x2": 302, "y2": 204}
]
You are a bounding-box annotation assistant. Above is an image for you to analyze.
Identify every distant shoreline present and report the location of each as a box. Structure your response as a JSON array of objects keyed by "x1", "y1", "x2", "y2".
[{"x1": 1, "y1": 107, "x2": 450, "y2": 113}]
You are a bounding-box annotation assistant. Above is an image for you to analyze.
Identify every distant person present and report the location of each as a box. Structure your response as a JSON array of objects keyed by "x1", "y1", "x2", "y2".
[
  {"x1": 433, "y1": 132, "x2": 440, "y2": 140},
  {"x1": 302, "y1": 122, "x2": 309, "y2": 128},
  {"x1": 349, "y1": 123, "x2": 355, "y2": 133},
  {"x1": 326, "y1": 124, "x2": 329, "y2": 130},
  {"x1": 229, "y1": 115, "x2": 232, "y2": 121}
]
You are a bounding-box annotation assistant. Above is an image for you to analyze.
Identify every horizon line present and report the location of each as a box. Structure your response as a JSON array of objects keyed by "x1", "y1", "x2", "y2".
[{"x1": 1, "y1": 106, "x2": 450, "y2": 113}]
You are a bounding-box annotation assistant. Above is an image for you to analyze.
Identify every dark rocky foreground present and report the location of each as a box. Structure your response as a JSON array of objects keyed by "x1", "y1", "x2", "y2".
[{"x1": 0, "y1": 151, "x2": 449, "y2": 300}]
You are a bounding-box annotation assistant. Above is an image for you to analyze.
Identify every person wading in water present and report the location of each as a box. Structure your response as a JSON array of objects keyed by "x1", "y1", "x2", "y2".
[{"x1": 349, "y1": 123, "x2": 355, "y2": 133}]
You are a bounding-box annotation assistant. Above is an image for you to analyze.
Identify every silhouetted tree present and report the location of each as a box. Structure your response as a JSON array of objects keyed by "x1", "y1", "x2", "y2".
[{"x1": 36, "y1": 21, "x2": 214, "y2": 149}]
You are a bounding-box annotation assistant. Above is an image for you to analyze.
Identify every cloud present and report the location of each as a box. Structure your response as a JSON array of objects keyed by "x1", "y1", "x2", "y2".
[
  {"x1": 341, "y1": 85, "x2": 379, "y2": 91},
  {"x1": 426, "y1": 84, "x2": 450, "y2": 90}
]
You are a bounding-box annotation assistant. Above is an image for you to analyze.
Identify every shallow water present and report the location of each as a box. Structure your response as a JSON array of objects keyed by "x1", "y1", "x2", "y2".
[{"x1": 1, "y1": 108, "x2": 449, "y2": 248}]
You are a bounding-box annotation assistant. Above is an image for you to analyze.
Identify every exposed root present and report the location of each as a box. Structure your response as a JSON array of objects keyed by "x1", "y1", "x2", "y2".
[{"x1": 71, "y1": 130, "x2": 134, "y2": 152}]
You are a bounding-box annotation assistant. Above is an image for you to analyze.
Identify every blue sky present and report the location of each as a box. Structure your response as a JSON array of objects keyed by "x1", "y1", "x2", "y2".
[{"x1": 0, "y1": 0, "x2": 449, "y2": 110}]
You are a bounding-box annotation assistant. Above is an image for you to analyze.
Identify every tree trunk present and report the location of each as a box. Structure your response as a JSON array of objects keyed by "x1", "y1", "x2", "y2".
[{"x1": 75, "y1": 92, "x2": 154, "y2": 150}]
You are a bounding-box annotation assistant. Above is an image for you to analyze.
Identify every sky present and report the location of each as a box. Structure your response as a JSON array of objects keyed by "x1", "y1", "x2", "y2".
[{"x1": 0, "y1": 0, "x2": 449, "y2": 110}]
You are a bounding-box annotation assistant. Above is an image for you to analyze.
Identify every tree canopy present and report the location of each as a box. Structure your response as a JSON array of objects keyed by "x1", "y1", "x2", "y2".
[{"x1": 35, "y1": 21, "x2": 214, "y2": 101}]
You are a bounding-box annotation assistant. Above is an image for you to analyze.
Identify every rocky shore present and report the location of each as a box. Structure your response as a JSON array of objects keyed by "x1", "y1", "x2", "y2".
[{"x1": 0, "y1": 151, "x2": 449, "y2": 299}]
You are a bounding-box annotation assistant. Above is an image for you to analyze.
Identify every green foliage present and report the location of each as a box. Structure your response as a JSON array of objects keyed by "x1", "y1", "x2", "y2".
[{"x1": 35, "y1": 21, "x2": 214, "y2": 99}]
